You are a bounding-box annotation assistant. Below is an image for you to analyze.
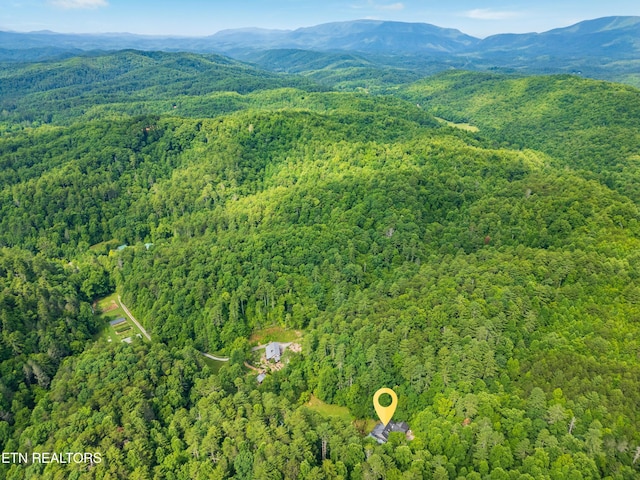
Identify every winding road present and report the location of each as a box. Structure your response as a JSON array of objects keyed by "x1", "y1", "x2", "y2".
[
  {"x1": 200, "y1": 352, "x2": 229, "y2": 362},
  {"x1": 117, "y1": 296, "x2": 229, "y2": 362}
]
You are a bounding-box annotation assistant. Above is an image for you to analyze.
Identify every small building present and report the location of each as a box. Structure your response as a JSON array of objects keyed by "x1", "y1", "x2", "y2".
[
  {"x1": 369, "y1": 421, "x2": 411, "y2": 444},
  {"x1": 109, "y1": 317, "x2": 126, "y2": 327},
  {"x1": 265, "y1": 342, "x2": 281, "y2": 362},
  {"x1": 117, "y1": 244, "x2": 128, "y2": 251},
  {"x1": 257, "y1": 373, "x2": 267, "y2": 384},
  {"x1": 122, "y1": 337, "x2": 133, "y2": 344}
]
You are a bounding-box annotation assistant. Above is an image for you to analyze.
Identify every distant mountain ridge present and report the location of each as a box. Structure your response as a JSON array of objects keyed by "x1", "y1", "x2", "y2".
[
  {"x1": 2, "y1": 16, "x2": 640, "y2": 87},
  {"x1": 230, "y1": 20, "x2": 479, "y2": 54},
  {"x1": 2, "y1": 16, "x2": 638, "y2": 58},
  {"x1": 0, "y1": 19, "x2": 478, "y2": 56},
  {"x1": 478, "y1": 16, "x2": 640, "y2": 58}
]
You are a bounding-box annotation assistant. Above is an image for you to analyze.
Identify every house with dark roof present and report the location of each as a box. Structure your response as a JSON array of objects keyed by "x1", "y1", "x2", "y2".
[
  {"x1": 265, "y1": 342, "x2": 281, "y2": 362},
  {"x1": 369, "y1": 421, "x2": 411, "y2": 444}
]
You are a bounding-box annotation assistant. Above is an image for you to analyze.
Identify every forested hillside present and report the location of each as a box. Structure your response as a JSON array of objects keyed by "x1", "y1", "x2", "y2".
[
  {"x1": 0, "y1": 247, "x2": 111, "y2": 458},
  {"x1": 0, "y1": 50, "x2": 323, "y2": 126},
  {"x1": 400, "y1": 71, "x2": 640, "y2": 202},
  {"x1": 1, "y1": 52, "x2": 639, "y2": 479}
]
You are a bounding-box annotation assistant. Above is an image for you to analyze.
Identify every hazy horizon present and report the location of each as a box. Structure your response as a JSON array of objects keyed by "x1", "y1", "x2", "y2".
[{"x1": 2, "y1": 1, "x2": 640, "y2": 38}]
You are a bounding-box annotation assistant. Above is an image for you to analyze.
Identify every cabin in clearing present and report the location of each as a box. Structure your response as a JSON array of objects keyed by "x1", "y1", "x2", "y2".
[{"x1": 265, "y1": 342, "x2": 281, "y2": 362}]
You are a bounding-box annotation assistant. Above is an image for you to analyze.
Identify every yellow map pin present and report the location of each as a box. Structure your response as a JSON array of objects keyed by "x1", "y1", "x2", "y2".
[{"x1": 373, "y1": 387, "x2": 398, "y2": 426}]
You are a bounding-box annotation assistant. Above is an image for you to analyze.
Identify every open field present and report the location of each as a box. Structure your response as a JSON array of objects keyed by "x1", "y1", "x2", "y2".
[
  {"x1": 94, "y1": 293, "x2": 147, "y2": 345},
  {"x1": 305, "y1": 395, "x2": 378, "y2": 434},
  {"x1": 305, "y1": 395, "x2": 354, "y2": 423},
  {"x1": 434, "y1": 116, "x2": 479, "y2": 132},
  {"x1": 249, "y1": 326, "x2": 301, "y2": 344}
]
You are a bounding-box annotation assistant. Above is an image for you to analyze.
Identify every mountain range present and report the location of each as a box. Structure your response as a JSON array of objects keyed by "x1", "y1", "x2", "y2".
[
  {"x1": 211, "y1": 20, "x2": 479, "y2": 55},
  {"x1": 2, "y1": 16, "x2": 639, "y2": 58},
  {"x1": 478, "y1": 16, "x2": 640, "y2": 58},
  {"x1": 2, "y1": 16, "x2": 639, "y2": 87}
]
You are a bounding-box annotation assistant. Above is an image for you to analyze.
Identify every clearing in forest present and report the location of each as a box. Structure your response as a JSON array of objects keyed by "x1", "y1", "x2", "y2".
[
  {"x1": 434, "y1": 116, "x2": 479, "y2": 132},
  {"x1": 306, "y1": 395, "x2": 354, "y2": 423},
  {"x1": 249, "y1": 326, "x2": 302, "y2": 344},
  {"x1": 94, "y1": 293, "x2": 146, "y2": 344}
]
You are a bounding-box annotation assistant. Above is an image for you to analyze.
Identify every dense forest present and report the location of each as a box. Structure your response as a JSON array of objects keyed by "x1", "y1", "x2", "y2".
[{"x1": 1, "y1": 51, "x2": 639, "y2": 479}]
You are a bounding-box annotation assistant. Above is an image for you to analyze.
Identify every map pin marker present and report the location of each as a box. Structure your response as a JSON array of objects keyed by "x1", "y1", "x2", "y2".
[{"x1": 373, "y1": 387, "x2": 398, "y2": 426}]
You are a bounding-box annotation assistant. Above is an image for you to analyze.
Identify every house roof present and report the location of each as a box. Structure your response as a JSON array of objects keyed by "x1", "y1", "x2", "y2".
[
  {"x1": 109, "y1": 317, "x2": 126, "y2": 326},
  {"x1": 368, "y1": 421, "x2": 410, "y2": 444},
  {"x1": 388, "y1": 421, "x2": 410, "y2": 433},
  {"x1": 265, "y1": 342, "x2": 281, "y2": 360},
  {"x1": 257, "y1": 373, "x2": 267, "y2": 383}
]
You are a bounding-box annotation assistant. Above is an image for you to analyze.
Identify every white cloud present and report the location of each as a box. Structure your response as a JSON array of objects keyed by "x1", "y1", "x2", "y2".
[
  {"x1": 352, "y1": 1, "x2": 405, "y2": 12},
  {"x1": 465, "y1": 9, "x2": 520, "y2": 21},
  {"x1": 49, "y1": 0, "x2": 108, "y2": 9},
  {"x1": 377, "y1": 3, "x2": 404, "y2": 11}
]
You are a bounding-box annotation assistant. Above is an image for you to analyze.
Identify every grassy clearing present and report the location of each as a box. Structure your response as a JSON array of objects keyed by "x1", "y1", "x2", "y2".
[
  {"x1": 89, "y1": 239, "x2": 121, "y2": 254},
  {"x1": 249, "y1": 326, "x2": 301, "y2": 344},
  {"x1": 94, "y1": 293, "x2": 146, "y2": 345},
  {"x1": 306, "y1": 396, "x2": 379, "y2": 436},
  {"x1": 201, "y1": 356, "x2": 227, "y2": 373},
  {"x1": 434, "y1": 116, "x2": 479, "y2": 132},
  {"x1": 97, "y1": 292, "x2": 123, "y2": 314},
  {"x1": 306, "y1": 395, "x2": 353, "y2": 423}
]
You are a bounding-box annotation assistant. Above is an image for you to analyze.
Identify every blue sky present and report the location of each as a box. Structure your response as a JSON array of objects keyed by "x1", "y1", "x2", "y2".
[{"x1": 2, "y1": 0, "x2": 640, "y2": 37}]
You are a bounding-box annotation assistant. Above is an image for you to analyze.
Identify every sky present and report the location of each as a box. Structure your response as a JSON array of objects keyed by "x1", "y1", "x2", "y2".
[{"x1": 2, "y1": 0, "x2": 640, "y2": 38}]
